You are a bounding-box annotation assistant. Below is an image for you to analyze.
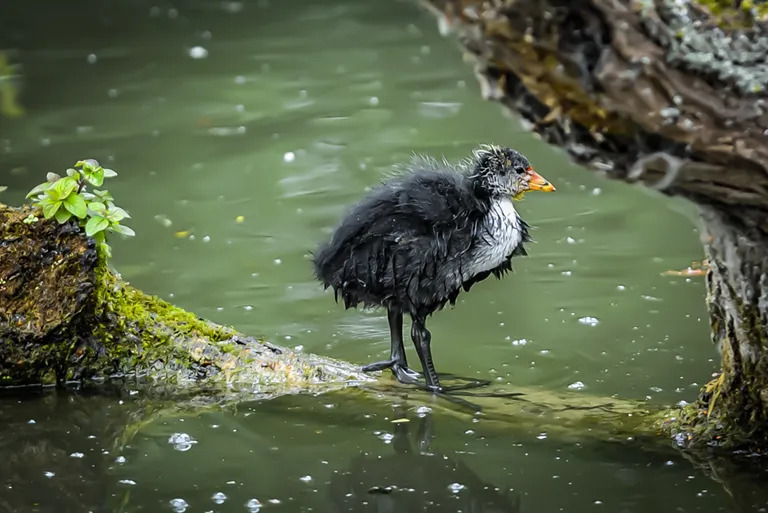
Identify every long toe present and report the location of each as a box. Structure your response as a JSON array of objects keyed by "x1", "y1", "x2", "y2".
[
  {"x1": 361, "y1": 359, "x2": 396, "y2": 373},
  {"x1": 392, "y1": 364, "x2": 421, "y2": 385},
  {"x1": 401, "y1": 366, "x2": 421, "y2": 381}
]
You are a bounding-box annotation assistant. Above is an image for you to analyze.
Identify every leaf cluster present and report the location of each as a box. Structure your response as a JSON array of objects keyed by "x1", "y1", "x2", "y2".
[{"x1": 25, "y1": 159, "x2": 135, "y2": 258}]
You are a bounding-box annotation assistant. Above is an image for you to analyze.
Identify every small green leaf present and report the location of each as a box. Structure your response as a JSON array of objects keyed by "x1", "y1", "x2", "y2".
[
  {"x1": 26, "y1": 181, "x2": 53, "y2": 199},
  {"x1": 93, "y1": 231, "x2": 106, "y2": 244},
  {"x1": 42, "y1": 200, "x2": 62, "y2": 220},
  {"x1": 53, "y1": 176, "x2": 78, "y2": 200},
  {"x1": 0, "y1": 186, "x2": 7, "y2": 193},
  {"x1": 93, "y1": 189, "x2": 113, "y2": 201},
  {"x1": 111, "y1": 224, "x2": 136, "y2": 237},
  {"x1": 102, "y1": 168, "x2": 117, "y2": 178},
  {"x1": 46, "y1": 172, "x2": 61, "y2": 183},
  {"x1": 107, "y1": 206, "x2": 130, "y2": 222},
  {"x1": 66, "y1": 168, "x2": 78, "y2": 178},
  {"x1": 55, "y1": 208, "x2": 73, "y2": 224},
  {"x1": 100, "y1": 242, "x2": 112, "y2": 258},
  {"x1": 81, "y1": 192, "x2": 96, "y2": 200},
  {"x1": 88, "y1": 201, "x2": 106, "y2": 215},
  {"x1": 85, "y1": 215, "x2": 109, "y2": 236},
  {"x1": 84, "y1": 168, "x2": 104, "y2": 187},
  {"x1": 63, "y1": 193, "x2": 88, "y2": 218}
]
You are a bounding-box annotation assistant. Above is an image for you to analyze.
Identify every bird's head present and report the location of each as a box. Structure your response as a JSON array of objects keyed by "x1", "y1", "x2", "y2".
[{"x1": 470, "y1": 144, "x2": 555, "y2": 200}]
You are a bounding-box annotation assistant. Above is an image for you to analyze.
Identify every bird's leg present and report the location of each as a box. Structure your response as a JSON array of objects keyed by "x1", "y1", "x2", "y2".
[
  {"x1": 361, "y1": 308, "x2": 420, "y2": 384},
  {"x1": 387, "y1": 308, "x2": 421, "y2": 384},
  {"x1": 410, "y1": 317, "x2": 442, "y2": 393}
]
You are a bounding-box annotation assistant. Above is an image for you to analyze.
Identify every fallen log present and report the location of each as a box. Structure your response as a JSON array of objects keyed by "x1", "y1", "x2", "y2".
[
  {"x1": 0, "y1": 200, "x2": 372, "y2": 394},
  {"x1": 418, "y1": 0, "x2": 768, "y2": 450}
]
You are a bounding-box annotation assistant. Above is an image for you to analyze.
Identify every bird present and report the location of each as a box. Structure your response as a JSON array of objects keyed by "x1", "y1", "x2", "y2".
[{"x1": 311, "y1": 144, "x2": 555, "y2": 393}]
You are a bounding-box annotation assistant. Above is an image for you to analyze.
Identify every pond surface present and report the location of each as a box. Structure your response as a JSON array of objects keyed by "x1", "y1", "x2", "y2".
[{"x1": 0, "y1": 0, "x2": 738, "y2": 511}]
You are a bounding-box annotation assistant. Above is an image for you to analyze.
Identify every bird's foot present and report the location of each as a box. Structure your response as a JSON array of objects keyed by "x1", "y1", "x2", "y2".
[
  {"x1": 392, "y1": 364, "x2": 421, "y2": 385},
  {"x1": 361, "y1": 359, "x2": 396, "y2": 373},
  {"x1": 361, "y1": 359, "x2": 423, "y2": 385}
]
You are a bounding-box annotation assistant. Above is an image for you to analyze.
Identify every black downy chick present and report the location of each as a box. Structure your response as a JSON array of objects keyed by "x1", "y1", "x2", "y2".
[{"x1": 312, "y1": 144, "x2": 555, "y2": 393}]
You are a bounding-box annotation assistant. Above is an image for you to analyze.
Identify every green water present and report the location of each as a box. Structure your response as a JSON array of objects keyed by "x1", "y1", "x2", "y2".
[{"x1": 0, "y1": 0, "x2": 738, "y2": 511}]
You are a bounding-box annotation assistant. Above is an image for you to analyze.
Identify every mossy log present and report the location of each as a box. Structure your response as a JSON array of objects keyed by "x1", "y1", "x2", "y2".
[
  {"x1": 418, "y1": 0, "x2": 768, "y2": 450},
  {"x1": 0, "y1": 203, "x2": 372, "y2": 393}
]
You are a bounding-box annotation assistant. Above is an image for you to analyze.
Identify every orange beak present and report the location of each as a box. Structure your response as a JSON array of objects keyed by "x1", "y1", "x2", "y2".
[{"x1": 525, "y1": 167, "x2": 555, "y2": 192}]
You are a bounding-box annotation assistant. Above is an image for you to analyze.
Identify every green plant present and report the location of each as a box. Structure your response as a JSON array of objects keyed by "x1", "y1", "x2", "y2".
[{"x1": 26, "y1": 159, "x2": 134, "y2": 258}]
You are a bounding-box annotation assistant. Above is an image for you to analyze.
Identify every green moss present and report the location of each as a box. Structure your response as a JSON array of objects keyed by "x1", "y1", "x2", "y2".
[
  {"x1": 94, "y1": 259, "x2": 234, "y2": 344},
  {"x1": 695, "y1": 0, "x2": 768, "y2": 27}
]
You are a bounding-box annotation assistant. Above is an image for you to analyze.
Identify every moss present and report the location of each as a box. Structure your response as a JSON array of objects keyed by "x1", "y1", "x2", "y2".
[{"x1": 695, "y1": 0, "x2": 768, "y2": 27}]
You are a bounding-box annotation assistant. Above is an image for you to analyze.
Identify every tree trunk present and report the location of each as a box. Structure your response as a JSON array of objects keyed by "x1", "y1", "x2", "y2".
[
  {"x1": 0, "y1": 203, "x2": 370, "y2": 393},
  {"x1": 418, "y1": 0, "x2": 768, "y2": 449}
]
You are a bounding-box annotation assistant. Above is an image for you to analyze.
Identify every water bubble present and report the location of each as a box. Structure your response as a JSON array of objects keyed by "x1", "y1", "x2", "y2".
[
  {"x1": 617, "y1": 285, "x2": 626, "y2": 291},
  {"x1": 244, "y1": 305, "x2": 253, "y2": 311},
  {"x1": 27, "y1": 419, "x2": 35, "y2": 424},
  {"x1": 299, "y1": 475, "x2": 313, "y2": 483},
  {"x1": 511, "y1": 338, "x2": 527, "y2": 346},
  {"x1": 283, "y1": 152, "x2": 296, "y2": 163},
  {"x1": 369, "y1": 96, "x2": 380, "y2": 106},
  {"x1": 188, "y1": 46, "x2": 208, "y2": 59},
  {"x1": 568, "y1": 381, "x2": 585, "y2": 390},
  {"x1": 246, "y1": 498, "x2": 262, "y2": 512},
  {"x1": 202, "y1": 236, "x2": 210, "y2": 243},
  {"x1": 448, "y1": 483, "x2": 465, "y2": 493},
  {"x1": 536, "y1": 433, "x2": 547, "y2": 439},
  {"x1": 115, "y1": 456, "x2": 126, "y2": 464},
  {"x1": 119, "y1": 479, "x2": 136, "y2": 485},
  {"x1": 168, "y1": 433, "x2": 197, "y2": 451},
  {"x1": 268, "y1": 499, "x2": 281, "y2": 505},
  {"x1": 87, "y1": 54, "x2": 98, "y2": 64},
  {"x1": 416, "y1": 406, "x2": 431, "y2": 417},
  {"x1": 44, "y1": 471, "x2": 55, "y2": 478},
  {"x1": 274, "y1": 259, "x2": 282, "y2": 265},
  {"x1": 578, "y1": 317, "x2": 599, "y2": 327},
  {"x1": 154, "y1": 215, "x2": 173, "y2": 228},
  {"x1": 169, "y1": 498, "x2": 188, "y2": 513},
  {"x1": 212, "y1": 492, "x2": 227, "y2": 504},
  {"x1": 70, "y1": 452, "x2": 85, "y2": 458}
]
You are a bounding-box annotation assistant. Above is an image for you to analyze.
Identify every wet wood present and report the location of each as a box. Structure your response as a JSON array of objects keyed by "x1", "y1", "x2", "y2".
[
  {"x1": 0, "y1": 203, "x2": 370, "y2": 392},
  {"x1": 418, "y1": 0, "x2": 768, "y2": 449}
]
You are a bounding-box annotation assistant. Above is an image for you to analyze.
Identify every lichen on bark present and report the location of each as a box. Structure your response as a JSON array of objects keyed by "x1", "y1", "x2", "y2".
[{"x1": 0, "y1": 202, "x2": 371, "y2": 392}]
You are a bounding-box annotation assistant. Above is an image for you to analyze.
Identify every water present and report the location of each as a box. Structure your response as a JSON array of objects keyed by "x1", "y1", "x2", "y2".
[{"x1": 0, "y1": 0, "x2": 739, "y2": 511}]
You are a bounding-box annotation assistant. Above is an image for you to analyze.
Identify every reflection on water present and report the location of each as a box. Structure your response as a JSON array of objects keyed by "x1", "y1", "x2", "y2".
[
  {"x1": 0, "y1": 391, "x2": 748, "y2": 512},
  {"x1": 0, "y1": 0, "x2": 743, "y2": 510},
  {"x1": 330, "y1": 409, "x2": 521, "y2": 513}
]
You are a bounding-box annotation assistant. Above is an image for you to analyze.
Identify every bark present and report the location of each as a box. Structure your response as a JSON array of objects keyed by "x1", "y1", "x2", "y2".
[
  {"x1": 0, "y1": 202, "x2": 371, "y2": 393},
  {"x1": 417, "y1": 0, "x2": 768, "y2": 449}
]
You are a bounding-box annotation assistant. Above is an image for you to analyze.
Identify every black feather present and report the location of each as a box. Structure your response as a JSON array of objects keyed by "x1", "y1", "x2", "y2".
[{"x1": 311, "y1": 152, "x2": 533, "y2": 320}]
